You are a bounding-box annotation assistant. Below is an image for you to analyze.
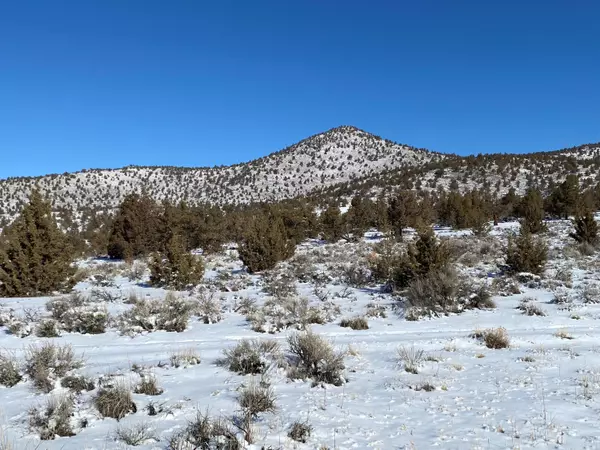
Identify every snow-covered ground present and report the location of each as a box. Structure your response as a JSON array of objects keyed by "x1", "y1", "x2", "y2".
[{"x1": 2, "y1": 221, "x2": 600, "y2": 449}]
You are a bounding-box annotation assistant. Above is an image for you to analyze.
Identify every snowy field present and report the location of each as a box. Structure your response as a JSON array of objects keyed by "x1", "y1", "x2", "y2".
[{"x1": 2, "y1": 221, "x2": 600, "y2": 449}]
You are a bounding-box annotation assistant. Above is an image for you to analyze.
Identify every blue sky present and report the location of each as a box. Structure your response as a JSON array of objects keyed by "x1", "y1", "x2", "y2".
[{"x1": 1, "y1": 1, "x2": 599, "y2": 178}]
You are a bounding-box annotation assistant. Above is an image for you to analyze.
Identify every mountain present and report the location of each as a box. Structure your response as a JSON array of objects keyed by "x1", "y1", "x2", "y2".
[
  {"x1": 1, "y1": 125, "x2": 600, "y2": 224},
  {"x1": 0, "y1": 126, "x2": 443, "y2": 220}
]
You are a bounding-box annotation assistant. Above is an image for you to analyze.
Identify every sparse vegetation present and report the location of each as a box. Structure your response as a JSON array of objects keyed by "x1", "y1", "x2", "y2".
[
  {"x1": 29, "y1": 393, "x2": 75, "y2": 440},
  {"x1": 24, "y1": 342, "x2": 83, "y2": 393},
  {"x1": 218, "y1": 339, "x2": 280, "y2": 375},
  {"x1": 0, "y1": 351, "x2": 22, "y2": 387},
  {"x1": 95, "y1": 382, "x2": 137, "y2": 420},
  {"x1": 340, "y1": 316, "x2": 369, "y2": 330},
  {"x1": 287, "y1": 330, "x2": 346, "y2": 386}
]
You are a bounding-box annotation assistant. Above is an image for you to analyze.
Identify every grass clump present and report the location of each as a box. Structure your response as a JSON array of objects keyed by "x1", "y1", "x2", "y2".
[
  {"x1": 169, "y1": 348, "x2": 201, "y2": 368},
  {"x1": 134, "y1": 375, "x2": 163, "y2": 396},
  {"x1": 339, "y1": 316, "x2": 369, "y2": 330},
  {"x1": 471, "y1": 327, "x2": 510, "y2": 349},
  {"x1": 396, "y1": 345, "x2": 425, "y2": 374},
  {"x1": 95, "y1": 382, "x2": 137, "y2": 420},
  {"x1": 61, "y1": 374, "x2": 95, "y2": 392}
]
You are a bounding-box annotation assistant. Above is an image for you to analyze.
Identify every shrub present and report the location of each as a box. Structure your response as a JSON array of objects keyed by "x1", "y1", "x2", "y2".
[
  {"x1": 0, "y1": 352, "x2": 22, "y2": 387},
  {"x1": 118, "y1": 293, "x2": 193, "y2": 334},
  {"x1": 125, "y1": 260, "x2": 148, "y2": 282},
  {"x1": 95, "y1": 383, "x2": 137, "y2": 420},
  {"x1": 61, "y1": 375, "x2": 95, "y2": 392},
  {"x1": 506, "y1": 230, "x2": 547, "y2": 275},
  {"x1": 24, "y1": 343, "x2": 83, "y2": 393},
  {"x1": 339, "y1": 316, "x2": 369, "y2": 330},
  {"x1": 405, "y1": 267, "x2": 460, "y2": 315},
  {"x1": 36, "y1": 319, "x2": 60, "y2": 337},
  {"x1": 166, "y1": 411, "x2": 240, "y2": 450},
  {"x1": 396, "y1": 345, "x2": 425, "y2": 374},
  {"x1": 29, "y1": 394, "x2": 75, "y2": 440},
  {"x1": 115, "y1": 423, "x2": 158, "y2": 446},
  {"x1": 517, "y1": 298, "x2": 546, "y2": 316},
  {"x1": 0, "y1": 190, "x2": 76, "y2": 297},
  {"x1": 218, "y1": 339, "x2": 280, "y2": 375},
  {"x1": 134, "y1": 375, "x2": 163, "y2": 396},
  {"x1": 46, "y1": 294, "x2": 109, "y2": 334},
  {"x1": 149, "y1": 234, "x2": 205, "y2": 290},
  {"x1": 169, "y1": 348, "x2": 201, "y2": 368},
  {"x1": 472, "y1": 327, "x2": 510, "y2": 349},
  {"x1": 288, "y1": 420, "x2": 312, "y2": 443},
  {"x1": 237, "y1": 382, "x2": 277, "y2": 418},
  {"x1": 195, "y1": 288, "x2": 223, "y2": 324},
  {"x1": 287, "y1": 331, "x2": 346, "y2": 386}
]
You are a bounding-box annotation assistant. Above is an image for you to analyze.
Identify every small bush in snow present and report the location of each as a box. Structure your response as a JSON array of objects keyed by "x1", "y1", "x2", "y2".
[
  {"x1": 396, "y1": 345, "x2": 425, "y2": 374},
  {"x1": 134, "y1": 374, "x2": 163, "y2": 396},
  {"x1": 288, "y1": 420, "x2": 312, "y2": 443},
  {"x1": 46, "y1": 293, "x2": 109, "y2": 334},
  {"x1": 581, "y1": 283, "x2": 600, "y2": 304},
  {"x1": 114, "y1": 423, "x2": 158, "y2": 446},
  {"x1": 36, "y1": 319, "x2": 61, "y2": 337},
  {"x1": 125, "y1": 260, "x2": 148, "y2": 282},
  {"x1": 95, "y1": 382, "x2": 137, "y2": 420},
  {"x1": 247, "y1": 296, "x2": 339, "y2": 333},
  {"x1": 118, "y1": 292, "x2": 193, "y2": 334},
  {"x1": 365, "y1": 303, "x2": 387, "y2": 318},
  {"x1": 339, "y1": 316, "x2": 369, "y2": 330},
  {"x1": 517, "y1": 298, "x2": 546, "y2": 316},
  {"x1": 471, "y1": 327, "x2": 510, "y2": 349},
  {"x1": 218, "y1": 339, "x2": 280, "y2": 375},
  {"x1": 166, "y1": 411, "x2": 240, "y2": 450},
  {"x1": 0, "y1": 351, "x2": 22, "y2": 387},
  {"x1": 287, "y1": 330, "x2": 346, "y2": 386},
  {"x1": 195, "y1": 288, "x2": 222, "y2": 324},
  {"x1": 61, "y1": 374, "x2": 95, "y2": 392},
  {"x1": 262, "y1": 271, "x2": 297, "y2": 299},
  {"x1": 405, "y1": 267, "x2": 460, "y2": 316},
  {"x1": 24, "y1": 342, "x2": 83, "y2": 393},
  {"x1": 338, "y1": 262, "x2": 371, "y2": 288},
  {"x1": 28, "y1": 393, "x2": 75, "y2": 440},
  {"x1": 169, "y1": 348, "x2": 201, "y2": 368},
  {"x1": 237, "y1": 382, "x2": 277, "y2": 418}
]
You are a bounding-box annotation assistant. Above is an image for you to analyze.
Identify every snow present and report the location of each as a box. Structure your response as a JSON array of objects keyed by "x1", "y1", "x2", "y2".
[{"x1": 2, "y1": 222, "x2": 600, "y2": 449}]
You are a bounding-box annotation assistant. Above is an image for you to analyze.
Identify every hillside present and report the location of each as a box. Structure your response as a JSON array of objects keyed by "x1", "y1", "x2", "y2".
[
  {"x1": 0, "y1": 126, "x2": 441, "y2": 220},
  {"x1": 2, "y1": 126, "x2": 600, "y2": 224}
]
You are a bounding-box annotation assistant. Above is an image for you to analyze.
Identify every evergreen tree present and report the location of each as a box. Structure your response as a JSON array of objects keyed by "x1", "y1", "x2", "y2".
[
  {"x1": 238, "y1": 209, "x2": 295, "y2": 273},
  {"x1": 319, "y1": 204, "x2": 344, "y2": 242},
  {"x1": 149, "y1": 233, "x2": 205, "y2": 289},
  {"x1": 518, "y1": 188, "x2": 546, "y2": 234},
  {"x1": 0, "y1": 190, "x2": 76, "y2": 297},
  {"x1": 506, "y1": 229, "x2": 547, "y2": 275},
  {"x1": 570, "y1": 210, "x2": 599, "y2": 246},
  {"x1": 342, "y1": 196, "x2": 370, "y2": 241},
  {"x1": 548, "y1": 174, "x2": 581, "y2": 219},
  {"x1": 107, "y1": 193, "x2": 163, "y2": 260},
  {"x1": 387, "y1": 190, "x2": 418, "y2": 241}
]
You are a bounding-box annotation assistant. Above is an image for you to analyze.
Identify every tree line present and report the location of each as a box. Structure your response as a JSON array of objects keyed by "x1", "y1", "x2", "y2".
[{"x1": 0, "y1": 174, "x2": 598, "y2": 297}]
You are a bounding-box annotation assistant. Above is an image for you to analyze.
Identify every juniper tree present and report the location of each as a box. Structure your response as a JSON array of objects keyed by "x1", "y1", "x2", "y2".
[
  {"x1": 319, "y1": 204, "x2": 344, "y2": 242},
  {"x1": 107, "y1": 193, "x2": 163, "y2": 260},
  {"x1": 570, "y1": 210, "x2": 598, "y2": 247},
  {"x1": 518, "y1": 188, "x2": 546, "y2": 234},
  {"x1": 0, "y1": 190, "x2": 76, "y2": 297},
  {"x1": 149, "y1": 233, "x2": 204, "y2": 289},
  {"x1": 238, "y1": 209, "x2": 295, "y2": 273},
  {"x1": 506, "y1": 229, "x2": 547, "y2": 275},
  {"x1": 387, "y1": 190, "x2": 418, "y2": 241}
]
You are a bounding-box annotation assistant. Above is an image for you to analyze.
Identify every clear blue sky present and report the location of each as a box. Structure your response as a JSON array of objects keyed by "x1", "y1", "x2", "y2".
[{"x1": 1, "y1": 1, "x2": 599, "y2": 178}]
